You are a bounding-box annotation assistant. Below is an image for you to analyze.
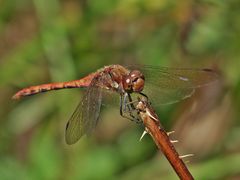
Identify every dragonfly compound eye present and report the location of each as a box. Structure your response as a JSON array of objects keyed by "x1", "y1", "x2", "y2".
[
  {"x1": 123, "y1": 70, "x2": 145, "y2": 93},
  {"x1": 130, "y1": 70, "x2": 145, "y2": 92}
]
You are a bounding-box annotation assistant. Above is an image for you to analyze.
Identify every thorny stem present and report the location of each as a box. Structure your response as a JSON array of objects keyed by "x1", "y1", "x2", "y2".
[{"x1": 138, "y1": 100, "x2": 194, "y2": 180}]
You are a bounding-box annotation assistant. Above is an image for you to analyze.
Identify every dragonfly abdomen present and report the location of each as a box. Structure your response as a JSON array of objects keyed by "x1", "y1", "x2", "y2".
[
  {"x1": 12, "y1": 82, "x2": 70, "y2": 99},
  {"x1": 12, "y1": 72, "x2": 97, "y2": 99}
]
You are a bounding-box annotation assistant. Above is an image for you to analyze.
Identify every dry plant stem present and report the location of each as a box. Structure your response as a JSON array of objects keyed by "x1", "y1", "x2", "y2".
[{"x1": 140, "y1": 110, "x2": 194, "y2": 180}]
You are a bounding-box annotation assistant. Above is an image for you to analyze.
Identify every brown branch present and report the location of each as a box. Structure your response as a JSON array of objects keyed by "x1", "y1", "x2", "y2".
[{"x1": 137, "y1": 99, "x2": 194, "y2": 180}]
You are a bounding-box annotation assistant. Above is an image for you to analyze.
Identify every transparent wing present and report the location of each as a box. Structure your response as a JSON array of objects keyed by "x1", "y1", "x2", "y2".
[
  {"x1": 65, "y1": 80, "x2": 103, "y2": 145},
  {"x1": 83, "y1": 86, "x2": 103, "y2": 136},
  {"x1": 142, "y1": 84, "x2": 195, "y2": 105},
  {"x1": 128, "y1": 65, "x2": 218, "y2": 105},
  {"x1": 65, "y1": 100, "x2": 84, "y2": 145}
]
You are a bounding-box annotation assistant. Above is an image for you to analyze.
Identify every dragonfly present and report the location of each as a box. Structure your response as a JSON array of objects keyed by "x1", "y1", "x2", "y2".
[{"x1": 12, "y1": 64, "x2": 218, "y2": 145}]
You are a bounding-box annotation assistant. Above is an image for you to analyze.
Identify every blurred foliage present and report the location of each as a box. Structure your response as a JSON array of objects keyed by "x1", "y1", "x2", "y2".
[{"x1": 0, "y1": 0, "x2": 240, "y2": 179}]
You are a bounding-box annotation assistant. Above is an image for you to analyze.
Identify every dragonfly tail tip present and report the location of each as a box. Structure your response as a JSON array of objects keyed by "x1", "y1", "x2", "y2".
[{"x1": 12, "y1": 94, "x2": 20, "y2": 100}]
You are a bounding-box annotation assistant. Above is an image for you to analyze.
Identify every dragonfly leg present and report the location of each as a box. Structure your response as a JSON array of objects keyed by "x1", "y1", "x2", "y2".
[
  {"x1": 120, "y1": 94, "x2": 123, "y2": 116},
  {"x1": 123, "y1": 93, "x2": 128, "y2": 112},
  {"x1": 127, "y1": 95, "x2": 142, "y2": 123},
  {"x1": 120, "y1": 93, "x2": 142, "y2": 123},
  {"x1": 120, "y1": 93, "x2": 132, "y2": 117},
  {"x1": 139, "y1": 92, "x2": 149, "y2": 102},
  {"x1": 127, "y1": 94, "x2": 143, "y2": 123},
  {"x1": 120, "y1": 94, "x2": 134, "y2": 120}
]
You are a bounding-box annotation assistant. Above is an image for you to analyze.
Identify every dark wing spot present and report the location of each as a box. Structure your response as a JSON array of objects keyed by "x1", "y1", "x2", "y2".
[
  {"x1": 66, "y1": 122, "x2": 69, "y2": 130},
  {"x1": 202, "y1": 68, "x2": 214, "y2": 72}
]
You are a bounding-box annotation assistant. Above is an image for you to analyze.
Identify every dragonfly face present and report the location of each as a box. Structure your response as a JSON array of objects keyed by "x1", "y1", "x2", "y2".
[
  {"x1": 104, "y1": 66, "x2": 145, "y2": 94},
  {"x1": 122, "y1": 70, "x2": 145, "y2": 93}
]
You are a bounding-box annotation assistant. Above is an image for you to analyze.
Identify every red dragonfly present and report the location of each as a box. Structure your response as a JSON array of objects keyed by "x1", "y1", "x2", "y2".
[{"x1": 12, "y1": 64, "x2": 218, "y2": 144}]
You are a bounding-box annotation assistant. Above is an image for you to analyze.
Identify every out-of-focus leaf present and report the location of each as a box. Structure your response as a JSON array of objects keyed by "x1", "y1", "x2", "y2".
[
  {"x1": 28, "y1": 124, "x2": 62, "y2": 180},
  {"x1": 0, "y1": 157, "x2": 30, "y2": 180}
]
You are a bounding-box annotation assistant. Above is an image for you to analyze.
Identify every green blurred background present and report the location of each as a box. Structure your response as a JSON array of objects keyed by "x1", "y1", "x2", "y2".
[{"x1": 1, "y1": 0, "x2": 240, "y2": 179}]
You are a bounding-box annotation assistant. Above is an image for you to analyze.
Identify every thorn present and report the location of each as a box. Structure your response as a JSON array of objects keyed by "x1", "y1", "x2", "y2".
[
  {"x1": 146, "y1": 109, "x2": 158, "y2": 122},
  {"x1": 167, "y1": 131, "x2": 175, "y2": 136},
  {"x1": 139, "y1": 130, "x2": 148, "y2": 141},
  {"x1": 170, "y1": 140, "x2": 179, "y2": 143},
  {"x1": 179, "y1": 154, "x2": 194, "y2": 159}
]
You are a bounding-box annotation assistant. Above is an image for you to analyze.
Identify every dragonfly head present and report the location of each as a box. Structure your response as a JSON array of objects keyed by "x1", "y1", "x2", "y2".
[{"x1": 123, "y1": 70, "x2": 145, "y2": 93}]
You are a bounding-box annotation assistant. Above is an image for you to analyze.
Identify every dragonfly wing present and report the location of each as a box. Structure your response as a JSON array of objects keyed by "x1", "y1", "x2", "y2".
[
  {"x1": 142, "y1": 83, "x2": 194, "y2": 105},
  {"x1": 65, "y1": 100, "x2": 84, "y2": 145},
  {"x1": 83, "y1": 86, "x2": 103, "y2": 136},
  {"x1": 128, "y1": 65, "x2": 218, "y2": 105},
  {"x1": 65, "y1": 80, "x2": 103, "y2": 145},
  {"x1": 128, "y1": 65, "x2": 218, "y2": 88}
]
